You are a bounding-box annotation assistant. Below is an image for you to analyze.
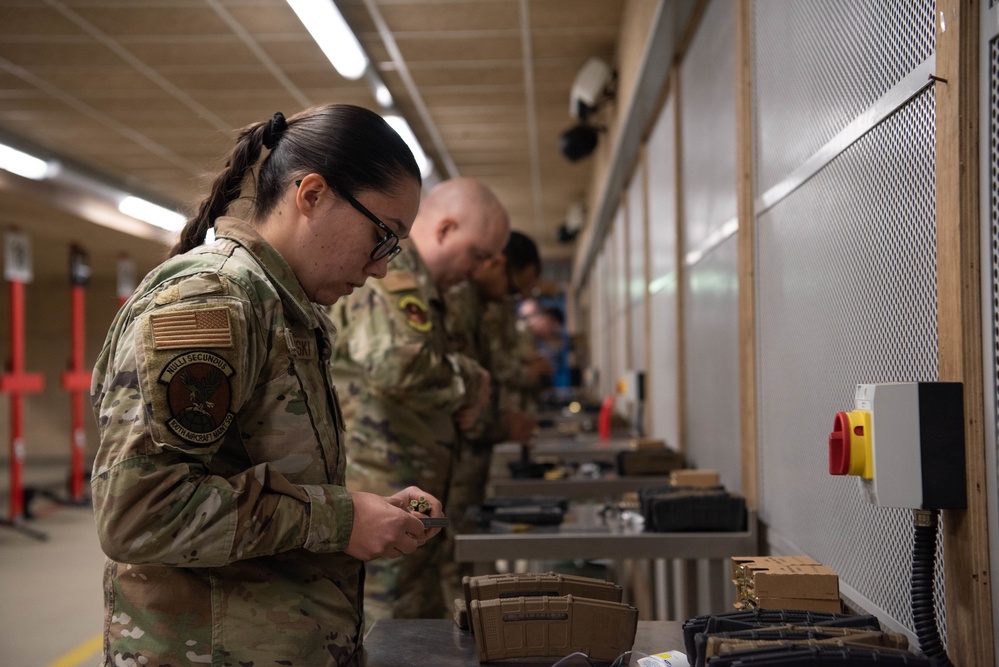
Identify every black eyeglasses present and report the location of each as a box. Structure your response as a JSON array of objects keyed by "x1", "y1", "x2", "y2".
[{"x1": 296, "y1": 179, "x2": 401, "y2": 262}]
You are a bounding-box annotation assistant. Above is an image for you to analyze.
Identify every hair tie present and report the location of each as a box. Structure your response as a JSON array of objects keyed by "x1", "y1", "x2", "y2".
[{"x1": 262, "y1": 111, "x2": 288, "y2": 149}]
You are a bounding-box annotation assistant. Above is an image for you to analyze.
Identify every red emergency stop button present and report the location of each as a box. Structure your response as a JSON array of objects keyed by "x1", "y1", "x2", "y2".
[{"x1": 829, "y1": 411, "x2": 851, "y2": 475}]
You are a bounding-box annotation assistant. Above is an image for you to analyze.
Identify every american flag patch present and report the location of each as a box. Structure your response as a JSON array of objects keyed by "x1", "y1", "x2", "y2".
[{"x1": 151, "y1": 308, "x2": 233, "y2": 349}]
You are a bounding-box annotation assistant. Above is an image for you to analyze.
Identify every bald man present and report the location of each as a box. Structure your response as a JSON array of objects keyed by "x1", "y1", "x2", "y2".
[{"x1": 329, "y1": 177, "x2": 510, "y2": 624}]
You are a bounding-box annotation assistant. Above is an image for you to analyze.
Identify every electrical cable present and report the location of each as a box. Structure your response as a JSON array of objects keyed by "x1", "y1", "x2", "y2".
[
  {"x1": 550, "y1": 649, "x2": 650, "y2": 667},
  {"x1": 910, "y1": 509, "x2": 955, "y2": 667}
]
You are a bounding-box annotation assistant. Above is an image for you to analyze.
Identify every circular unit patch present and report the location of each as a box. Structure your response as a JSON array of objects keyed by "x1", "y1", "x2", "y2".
[
  {"x1": 399, "y1": 294, "x2": 432, "y2": 332},
  {"x1": 158, "y1": 351, "x2": 236, "y2": 444}
]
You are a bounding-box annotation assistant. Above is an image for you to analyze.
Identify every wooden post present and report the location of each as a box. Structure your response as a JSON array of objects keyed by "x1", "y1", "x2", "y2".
[{"x1": 934, "y1": 0, "x2": 995, "y2": 663}]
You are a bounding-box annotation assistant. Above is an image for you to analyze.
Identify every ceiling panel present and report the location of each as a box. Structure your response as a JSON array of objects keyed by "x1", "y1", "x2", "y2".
[
  {"x1": 0, "y1": 5, "x2": 86, "y2": 36},
  {"x1": 395, "y1": 36, "x2": 523, "y2": 63},
  {"x1": 21, "y1": 65, "x2": 164, "y2": 92},
  {"x1": 69, "y1": 6, "x2": 234, "y2": 36},
  {"x1": 0, "y1": 41, "x2": 125, "y2": 68},
  {"x1": 529, "y1": 0, "x2": 624, "y2": 28},
  {"x1": 379, "y1": 2, "x2": 521, "y2": 32}
]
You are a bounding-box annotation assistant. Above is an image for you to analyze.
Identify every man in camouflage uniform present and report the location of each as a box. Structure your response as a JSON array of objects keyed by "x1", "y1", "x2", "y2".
[
  {"x1": 329, "y1": 177, "x2": 510, "y2": 623},
  {"x1": 442, "y1": 232, "x2": 541, "y2": 605},
  {"x1": 444, "y1": 231, "x2": 541, "y2": 526},
  {"x1": 91, "y1": 217, "x2": 439, "y2": 666}
]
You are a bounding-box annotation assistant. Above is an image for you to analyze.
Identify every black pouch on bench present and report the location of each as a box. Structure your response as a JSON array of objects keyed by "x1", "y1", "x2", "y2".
[{"x1": 639, "y1": 485, "x2": 747, "y2": 532}]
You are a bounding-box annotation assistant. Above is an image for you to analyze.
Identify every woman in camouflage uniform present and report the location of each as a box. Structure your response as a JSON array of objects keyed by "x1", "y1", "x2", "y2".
[{"x1": 90, "y1": 104, "x2": 444, "y2": 666}]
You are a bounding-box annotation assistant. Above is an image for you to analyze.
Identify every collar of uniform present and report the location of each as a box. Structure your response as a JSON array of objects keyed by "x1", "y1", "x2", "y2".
[
  {"x1": 394, "y1": 243, "x2": 442, "y2": 305},
  {"x1": 214, "y1": 216, "x2": 319, "y2": 328}
]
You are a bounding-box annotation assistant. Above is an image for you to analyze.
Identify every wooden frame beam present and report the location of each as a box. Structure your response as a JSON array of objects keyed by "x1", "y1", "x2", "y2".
[{"x1": 935, "y1": 0, "x2": 994, "y2": 663}]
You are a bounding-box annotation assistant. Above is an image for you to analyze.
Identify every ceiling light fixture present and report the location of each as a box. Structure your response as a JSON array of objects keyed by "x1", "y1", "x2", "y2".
[
  {"x1": 118, "y1": 195, "x2": 186, "y2": 232},
  {"x1": 287, "y1": 0, "x2": 369, "y2": 80},
  {"x1": 374, "y1": 82, "x2": 393, "y2": 108},
  {"x1": 286, "y1": 2, "x2": 435, "y2": 183},
  {"x1": 384, "y1": 115, "x2": 433, "y2": 178},
  {"x1": 0, "y1": 142, "x2": 56, "y2": 181}
]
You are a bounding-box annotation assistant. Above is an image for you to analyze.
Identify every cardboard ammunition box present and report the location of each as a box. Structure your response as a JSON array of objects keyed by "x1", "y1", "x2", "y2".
[
  {"x1": 630, "y1": 438, "x2": 666, "y2": 450},
  {"x1": 670, "y1": 469, "x2": 720, "y2": 488},
  {"x1": 751, "y1": 596, "x2": 843, "y2": 613},
  {"x1": 731, "y1": 555, "x2": 840, "y2": 612},
  {"x1": 616, "y1": 447, "x2": 685, "y2": 475}
]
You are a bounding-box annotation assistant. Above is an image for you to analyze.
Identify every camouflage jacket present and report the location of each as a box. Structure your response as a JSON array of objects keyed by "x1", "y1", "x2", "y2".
[
  {"x1": 446, "y1": 283, "x2": 539, "y2": 444},
  {"x1": 90, "y1": 217, "x2": 363, "y2": 667},
  {"x1": 483, "y1": 297, "x2": 535, "y2": 412},
  {"x1": 444, "y1": 281, "x2": 508, "y2": 443},
  {"x1": 328, "y1": 245, "x2": 484, "y2": 500}
]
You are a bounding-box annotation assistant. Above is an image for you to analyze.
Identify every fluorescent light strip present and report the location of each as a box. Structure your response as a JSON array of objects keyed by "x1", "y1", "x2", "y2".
[
  {"x1": 287, "y1": 0, "x2": 369, "y2": 80},
  {"x1": 0, "y1": 143, "x2": 55, "y2": 180},
  {"x1": 360, "y1": 0, "x2": 457, "y2": 178},
  {"x1": 118, "y1": 195, "x2": 186, "y2": 232},
  {"x1": 286, "y1": 2, "x2": 433, "y2": 180},
  {"x1": 374, "y1": 82, "x2": 393, "y2": 108},
  {"x1": 384, "y1": 115, "x2": 433, "y2": 178}
]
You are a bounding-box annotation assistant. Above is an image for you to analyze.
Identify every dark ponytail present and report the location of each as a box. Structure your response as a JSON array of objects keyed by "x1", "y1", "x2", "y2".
[
  {"x1": 170, "y1": 105, "x2": 421, "y2": 257},
  {"x1": 171, "y1": 122, "x2": 267, "y2": 256}
]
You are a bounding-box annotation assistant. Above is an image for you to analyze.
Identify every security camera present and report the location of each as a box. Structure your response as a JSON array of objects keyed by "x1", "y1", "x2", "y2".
[
  {"x1": 560, "y1": 57, "x2": 615, "y2": 161},
  {"x1": 565, "y1": 200, "x2": 586, "y2": 233},
  {"x1": 556, "y1": 200, "x2": 586, "y2": 244},
  {"x1": 559, "y1": 124, "x2": 599, "y2": 162},
  {"x1": 570, "y1": 57, "x2": 615, "y2": 122}
]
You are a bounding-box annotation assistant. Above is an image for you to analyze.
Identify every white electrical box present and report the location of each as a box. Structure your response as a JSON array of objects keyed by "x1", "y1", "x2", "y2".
[
  {"x1": 616, "y1": 370, "x2": 645, "y2": 405},
  {"x1": 828, "y1": 382, "x2": 966, "y2": 509}
]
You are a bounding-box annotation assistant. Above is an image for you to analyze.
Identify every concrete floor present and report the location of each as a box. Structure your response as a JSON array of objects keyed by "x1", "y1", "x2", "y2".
[{"x1": 0, "y1": 497, "x2": 104, "y2": 667}]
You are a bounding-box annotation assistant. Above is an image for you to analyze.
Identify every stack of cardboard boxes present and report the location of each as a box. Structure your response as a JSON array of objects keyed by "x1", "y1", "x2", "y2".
[{"x1": 731, "y1": 555, "x2": 841, "y2": 613}]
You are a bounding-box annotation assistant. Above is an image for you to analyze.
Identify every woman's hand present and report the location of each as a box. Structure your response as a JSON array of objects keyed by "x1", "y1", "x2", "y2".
[
  {"x1": 386, "y1": 486, "x2": 445, "y2": 537},
  {"x1": 344, "y1": 487, "x2": 444, "y2": 561}
]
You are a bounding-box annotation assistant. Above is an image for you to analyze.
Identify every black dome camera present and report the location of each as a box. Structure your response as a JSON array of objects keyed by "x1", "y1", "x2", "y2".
[{"x1": 559, "y1": 124, "x2": 599, "y2": 162}]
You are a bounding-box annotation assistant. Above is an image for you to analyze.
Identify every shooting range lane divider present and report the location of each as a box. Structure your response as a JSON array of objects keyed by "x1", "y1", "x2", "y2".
[
  {"x1": 1, "y1": 228, "x2": 46, "y2": 539},
  {"x1": 59, "y1": 245, "x2": 91, "y2": 505}
]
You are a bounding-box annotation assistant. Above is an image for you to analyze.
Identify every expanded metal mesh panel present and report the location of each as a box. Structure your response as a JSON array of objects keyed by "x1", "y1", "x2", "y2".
[
  {"x1": 754, "y1": 0, "x2": 934, "y2": 194},
  {"x1": 630, "y1": 297, "x2": 646, "y2": 372},
  {"x1": 647, "y1": 95, "x2": 680, "y2": 447},
  {"x1": 756, "y1": 90, "x2": 942, "y2": 634},
  {"x1": 648, "y1": 95, "x2": 677, "y2": 285},
  {"x1": 649, "y1": 285, "x2": 680, "y2": 448},
  {"x1": 592, "y1": 250, "x2": 612, "y2": 398},
  {"x1": 680, "y1": 0, "x2": 737, "y2": 256},
  {"x1": 679, "y1": 0, "x2": 740, "y2": 490},
  {"x1": 603, "y1": 210, "x2": 628, "y2": 394},
  {"x1": 628, "y1": 164, "x2": 647, "y2": 308},
  {"x1": 683, "y1": 237, "x2": 741, "y2": 492},
  {"x1": 612, "y1": 206, "x2": 627, "y2": 319},
  {"x1": 628, "y1": 167, "x2": 647, "y2": 370}
]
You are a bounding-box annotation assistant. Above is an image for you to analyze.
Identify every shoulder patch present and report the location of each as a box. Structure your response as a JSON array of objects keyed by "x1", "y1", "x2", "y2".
[
  {"x1": 151, "y1": 307, "x2": 233, "y2": 349},
  {"x1": 398, "y1": 294, "x2": 433, "y2": 332},
  {"x1": 158, "y1": 351, "x2": 235, "y2": 445},
  {"x1": 381, "y1": 271, "x2": 419, "y2": 293}
]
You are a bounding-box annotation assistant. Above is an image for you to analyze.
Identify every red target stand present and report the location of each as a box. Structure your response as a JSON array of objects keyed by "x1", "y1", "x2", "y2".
[
  {"x1": 1, "y1": 229, "x2": 46, "y2": 540},
  {"x1": 57, "y1": 244, "x2": 92, "y2": 506}
]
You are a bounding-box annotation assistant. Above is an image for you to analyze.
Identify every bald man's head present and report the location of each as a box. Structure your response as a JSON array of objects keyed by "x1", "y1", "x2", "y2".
[{"x1": 410, "y1": 177, "x2": 510, "y2": 290}]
